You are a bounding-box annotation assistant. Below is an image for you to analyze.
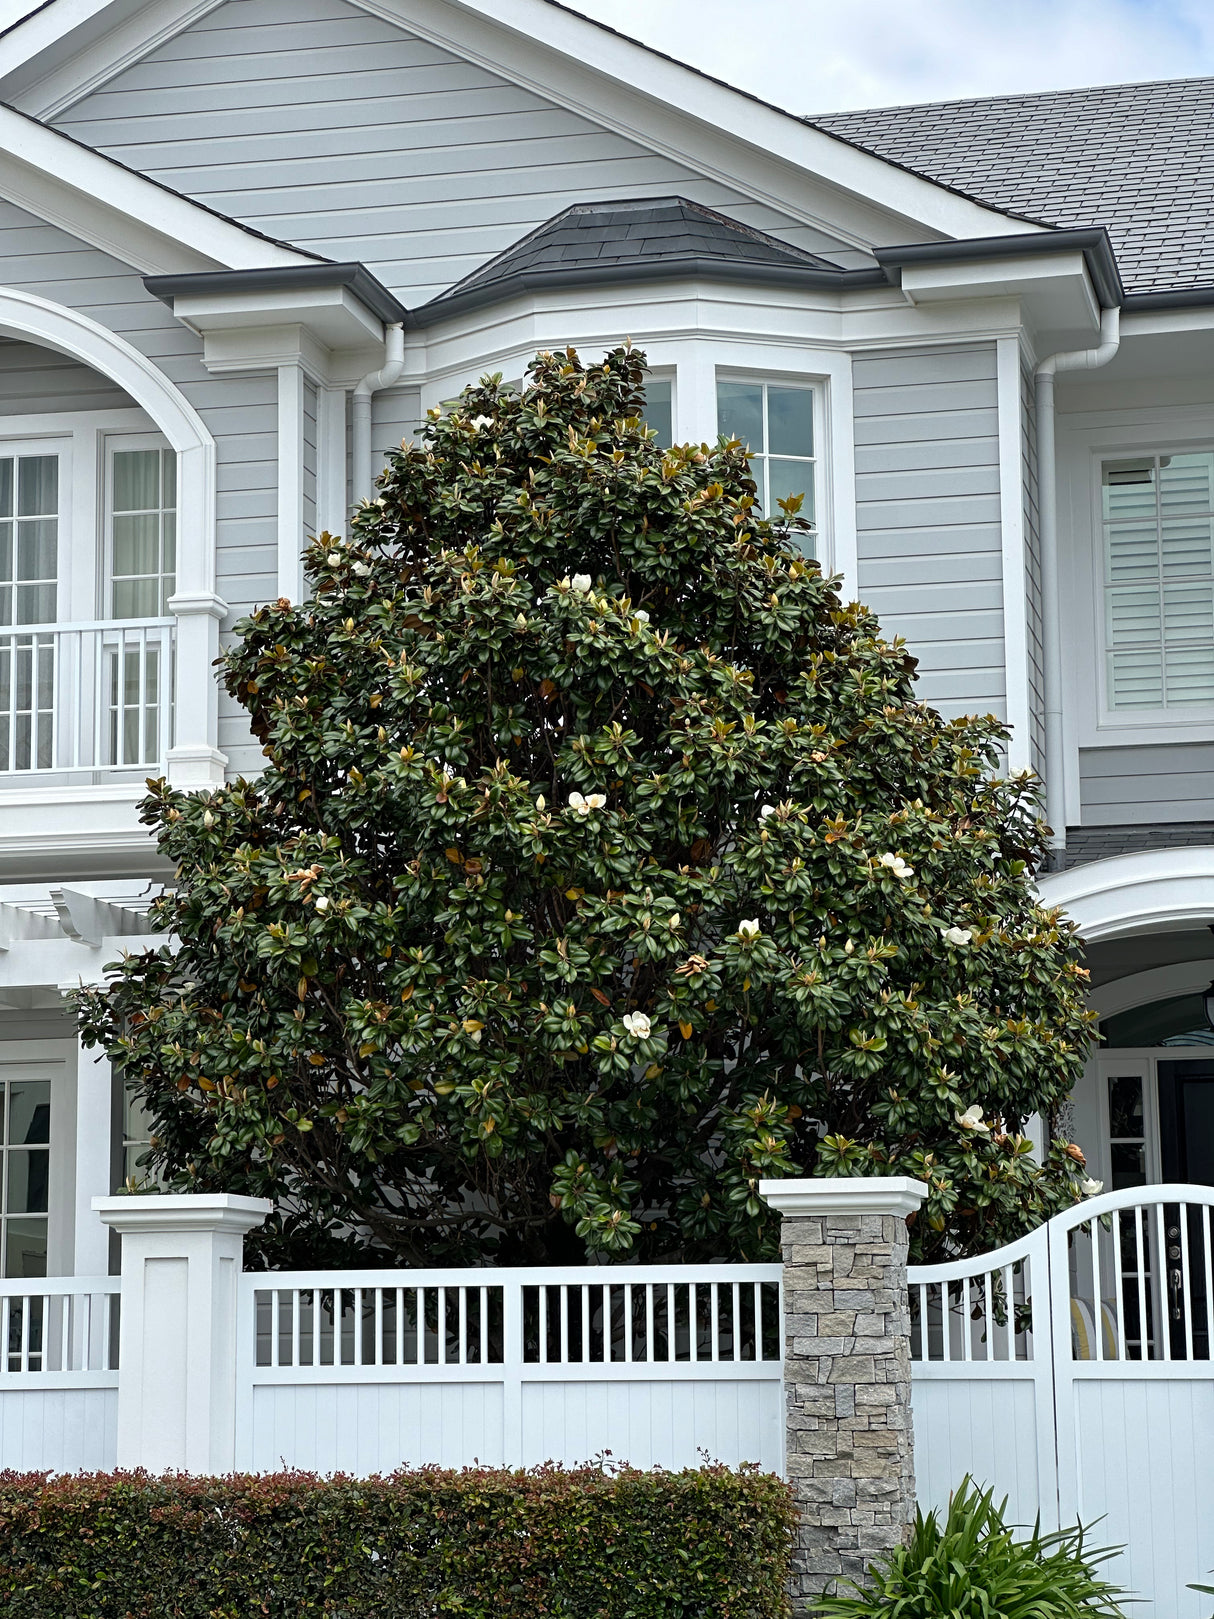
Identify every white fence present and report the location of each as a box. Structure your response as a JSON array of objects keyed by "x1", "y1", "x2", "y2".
[
  {"x1": 0, "y1": 1276, "x2": 119, "y2": 1471},
  {"x1": 235, "y1": 1266, "x2": 784, "y2": 1475},
  {"x1": 0, "y1": 617, "x2": 173, "y2": 774},
  {"x1": 910, "y1": 1184, "x2": 1214, "y2": 1618}
]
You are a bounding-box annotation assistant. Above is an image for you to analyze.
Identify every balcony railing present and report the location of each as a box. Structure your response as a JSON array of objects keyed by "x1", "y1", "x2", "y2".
[{"x1": 0, "y1": 617, "x2": 174, "y2": 775}]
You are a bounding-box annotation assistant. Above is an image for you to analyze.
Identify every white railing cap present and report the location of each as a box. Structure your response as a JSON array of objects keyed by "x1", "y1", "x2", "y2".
[
  {"x1": 93, "y1": 1192, "x2": 274, "y2": 1236},
  {"x1": 759, "y1": 1176, "x2": 929, "y2": 1218}
]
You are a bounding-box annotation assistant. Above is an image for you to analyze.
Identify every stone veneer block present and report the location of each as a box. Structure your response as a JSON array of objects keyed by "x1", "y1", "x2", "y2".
[{"x1": 760, "y1": 1177, "x2": 928, "y2": 1612}]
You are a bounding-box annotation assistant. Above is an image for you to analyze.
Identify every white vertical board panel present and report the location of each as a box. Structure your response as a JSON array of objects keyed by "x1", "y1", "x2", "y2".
[
  {"x1": 910, "y1": 1376, "x2": 1046, "y2": 1529},
  {"x1": 517, "y1": 1378, "x2": 782, "y2": 1472},
  {"x1": 0, "y1": 1387, "x2": 118, "y2": 1471},
  {"x1": 248, "y1": 1382, "x2": 505, "y2": 1473},
  {"x1": 1069, "y1": 1378, "x2": 1214, "y2": 1619}
]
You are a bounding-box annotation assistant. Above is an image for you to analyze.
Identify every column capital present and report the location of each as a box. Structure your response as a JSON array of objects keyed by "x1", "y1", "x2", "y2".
[
  {"x1": 760, "y1": 1175, "x2": 928, "y2": 1218},
  {"x1": 94, "y1": 1192, "x2": 272, "y2": 1237}
]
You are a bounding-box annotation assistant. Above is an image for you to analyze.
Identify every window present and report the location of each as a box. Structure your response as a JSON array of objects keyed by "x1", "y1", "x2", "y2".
[
  {"x1": 641, "y1": 378, "x2": 673, "y2": 449},
  {"x1": 1, "y1": 1073, "x2": 50, "y2": 1278},
  {"x1": 0, "y1": 453, "x2": 58, "y2": 627},
  {"x1": 121, "y1": 1081, "x2": 159, "y2": 1189},
  {"x1": 1101, "y1": 451, "x2": 1214, "y2": 710},
  {"x1": 716, "y1": 379, "x2": 815, "y2": 533},
  {"x1": 109, "y1": 444, "x2": 177, "y2": 618},
  {"x1": 1106, "y1": 1074, "x2": 1147, "y2": 1190}
]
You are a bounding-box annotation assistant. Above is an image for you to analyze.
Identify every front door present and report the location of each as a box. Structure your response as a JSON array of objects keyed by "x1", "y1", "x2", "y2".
[{"x1": 1159, "y1": 1061, "x2": 1214, "y2": 1185}]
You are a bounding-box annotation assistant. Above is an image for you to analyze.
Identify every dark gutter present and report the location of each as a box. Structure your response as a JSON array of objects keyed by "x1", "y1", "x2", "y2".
[
  {"x1": 874, "y1": 227, "x2": 1124, "y2": 308},
  {"x1": 412, "y1": 256, "x2": 890, "y2": 327},
  {"x1": 144, "y1": 262, "x2": 407, "y2": 327},
  {"x1": 1124, "y1": 286, "x2": 1214, "y2": 311}
]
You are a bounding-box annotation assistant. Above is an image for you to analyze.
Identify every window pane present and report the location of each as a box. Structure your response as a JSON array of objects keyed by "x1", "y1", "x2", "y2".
[
  {"x1": 1159, "y1": 451, "x2": 1214, "y2": 516},
  {"x1": 16, "y1": 518, "x2": 56, "y2": 584},
  {"x1": 1161, "y1": 516, "x2": 1214, "y2": 578},
  {"x1": 717, "y1": 381, "x2": 763, "y2": 451},
  {"x1": 1103, "y1": 458, "x2": 1156, "y2": 523},
  {"x1": 1107, "y1": 584, "x2": 1161, "y2": 645},
  {"x1": 1108, "y1": 647, "x2": 1163, "y2": 709},
  {"x1": 5, "y1": 1218, "x2": 47, "y2": 1279},
  {"x1": 1105, "y1": 520, "x2": 1159, "y2": 583},
  {"x1": 0, "y1": 461, "x2": 11, "y2": 518},
  {"x1": 112, "y1": 513, "x2": 160, "y2": 577},
  {"x1": 14, "y1": 583, "x2": 55, "y2": 626},
  {"x1": 9, "y1": 1080, "x2": 50, "y2": 1146},
  {"x1": 1165, "y1": 643, "x2": 1214, "y2": 706},
  {"x1": 767, "y1": 386, "x2": 813, "y2": 458},
  {"x1": 113, "y1": 449, "x2": 161, "y2": 513},
  {"x1": 7, "y1": 1150, "x2": 49, "y2": 1215},
  {"x1": 1163, "y1": 580, "x2": 1214, "y2": 643},
  {"x1": 641, "y1": 379, "x2": 672, "y2": 449},
  {"x1": 16, "y1": 457, "x2": 57, "y2": 518},
  {"x1": 0, "y1": 522, "x2": 10, "y2": 584},
  {"x1": 1109, "y1": 1075, "x2": 1144, "y2": 1136},
  {"x1": 1110, "y1": 1142, "x2": 1147, "y2": 1191},
  {"x1": 112, "y1": 579, "x2": 160, "y2": 619},
  {"x1": 162, "y1": 513, "x2": 176, "y2": 585},
  {"x1": 161, "y1": 448, "x2": 177, "y2": 508},
  {"x1": 767, "y1": 457, "x2": 815, "y2": 523}
]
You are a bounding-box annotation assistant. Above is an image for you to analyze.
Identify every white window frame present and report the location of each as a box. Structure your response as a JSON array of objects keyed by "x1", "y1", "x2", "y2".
[
  {"x1": 0, "y1": 1044, "x2": 74, "y2": 1280},
  {"x1": 103, "y1": 431, "x2": 178, "y2": 621},
  {"x1": 713, "y1": 368, "x2": 823, "y2": 540},
  {"x1": 1060, "y1": 405, "x2": 1214, "y2": 753},
  {"x1": 0, "y1": 431, "x2": 72, "y2": 628}
]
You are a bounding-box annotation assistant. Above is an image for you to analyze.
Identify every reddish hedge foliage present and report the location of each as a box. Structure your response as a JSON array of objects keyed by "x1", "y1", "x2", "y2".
[{"x1": 0, "y1": 1463, "x2": 795, "y2": 1617}]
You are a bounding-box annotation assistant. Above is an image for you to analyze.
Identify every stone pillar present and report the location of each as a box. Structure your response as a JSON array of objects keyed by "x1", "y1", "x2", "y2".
[
  {"x1": 759, "y1": 1176, "x2": 928, "y2": 1610},
  {"x1": 94, "y1": 1193, "x2": 272, "y2": 1473}
]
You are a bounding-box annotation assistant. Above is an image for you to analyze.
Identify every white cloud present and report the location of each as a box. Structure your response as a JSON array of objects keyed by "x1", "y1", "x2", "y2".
[{"x1": 579, "y1": 0, "x2": 1214, "y2": 112}]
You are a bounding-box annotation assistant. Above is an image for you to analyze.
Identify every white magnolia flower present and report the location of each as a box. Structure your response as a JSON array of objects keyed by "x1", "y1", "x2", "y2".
[
  {"x1": 353, "y1": 561, "x2": 371, "y2": 577},
  {"x1": 571, "y1": 573, "x2": 593, "y2": 593},
  {"x1": 622, "y1": 1012, "x2": 651, "y2": 1039},
  {"x1": 737, "y1": 918, "x2": 761, "y2": 940},
  {"x1": 314, "y1": 895, "x2": 330, "y2": 913},
  {"x1": 633, "y1": 609, "x2": 650, "y2": 624},
  {"x1": 760, "y1": 804, "x2": 776, "y2": 821},
  {"x1": 878, "y1": 851, "x2": 914, "y2": 880},
  {"x1": 586, "y1": 792, "x2": 606, "y2": 809},
  {"x1": 1081, "y1": 1177, "x2": 1104, "y2": 1197},
  {"x1": 944, "y1": 926, "x2": 973, "y2": 946},
  {"x1": 568, "y1": 790, "x2": 605, "y2": 815},
  {"x1": 955, "y1": 1104, "x2": 991, "y2": 1134},
  {"x1": 469, "y1": 415, "x2": 494, "y2": 432},
  {"x1": 326, "y1": 551, "x2": 342, "y2": 566}
]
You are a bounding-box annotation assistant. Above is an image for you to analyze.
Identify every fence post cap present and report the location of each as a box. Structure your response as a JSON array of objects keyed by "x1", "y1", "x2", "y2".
[
  {"x1": 92, "y1": 1192, "x2": 274, "y2": 1235},
  {"x1": 758, "y1": 1176, "x2": 928, "y2": 1217}
]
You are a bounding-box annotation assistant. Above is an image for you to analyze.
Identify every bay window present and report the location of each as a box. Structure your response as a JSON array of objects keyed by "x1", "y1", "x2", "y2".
[{"x1": 716, "y1": 378, "x2": 817, "y2": 538}]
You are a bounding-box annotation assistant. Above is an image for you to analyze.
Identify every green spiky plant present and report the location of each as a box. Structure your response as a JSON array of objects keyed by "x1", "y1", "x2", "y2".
[{"x1": 814, "y1": 1480, "x2": 1127, "y2": 1618}]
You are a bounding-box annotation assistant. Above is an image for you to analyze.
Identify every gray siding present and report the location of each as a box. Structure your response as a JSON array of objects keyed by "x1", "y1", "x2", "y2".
[
  {"x1": 0, "y1": 199, "x2": 274, "y2": 778},
  {"x1": 852, "y1": 344, "x2": 1005, "y2": 722},
  {"x1": 1021, "y1": 360, "x2": 1045, "y2": 774},
  {"x1": 52, "y1": 0, "x2": 866, "y2": 306},
  {"x1": 1079, "y1": 743, "x2": 1214, "y2": 825},
  {"x1": 0, "y1": 337, "x2": 136, "y2": 416}
]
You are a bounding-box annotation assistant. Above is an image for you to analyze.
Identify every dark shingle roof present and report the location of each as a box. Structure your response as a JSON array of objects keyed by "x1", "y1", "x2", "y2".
[
  {"x1": 812, "y1": 78, "x2": 1214, "y2": 297},
  {"x1": 1059, "y1": 822, "x2": 1214, "y2": 870},
  {"x1": 413, "y1": 197, "x2": 879, "y2": 325}
]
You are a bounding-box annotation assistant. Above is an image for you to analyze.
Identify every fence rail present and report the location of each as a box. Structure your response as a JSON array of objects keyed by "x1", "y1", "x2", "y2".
[{"x1": 0, "y1": 616, "x2": 174, "y2": 774}]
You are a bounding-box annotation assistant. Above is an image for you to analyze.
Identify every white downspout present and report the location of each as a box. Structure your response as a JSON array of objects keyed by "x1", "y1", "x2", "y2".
[
  {"x1": 1034, "y1": 304, "x2": 1121, "y2": 865},
  {"x1": 353, "y1": 322, "x2": 405, "y2": 505}
]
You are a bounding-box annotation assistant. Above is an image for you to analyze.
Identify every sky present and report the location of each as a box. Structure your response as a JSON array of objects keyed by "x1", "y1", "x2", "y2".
[{"x1": 580, "y1": 0, "x2": 1214, "y2": 113}]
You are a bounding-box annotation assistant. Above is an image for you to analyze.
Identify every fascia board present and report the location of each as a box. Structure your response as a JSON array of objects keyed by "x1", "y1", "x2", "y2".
[
  {"x1": 355, "y1": 0, "x2": 1045, "y2": 250},
  {"x1": 895, "y1": 251, "x2": 1102, "y2": 339},
  {"x1": 0, "y1": 104, "x2": 313, "y2": 272}
]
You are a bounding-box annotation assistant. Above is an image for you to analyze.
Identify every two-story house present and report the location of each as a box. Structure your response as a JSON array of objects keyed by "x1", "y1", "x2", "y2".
[{"x1": 0, "y1": 0, "x2": 1207, "y2": 1279}]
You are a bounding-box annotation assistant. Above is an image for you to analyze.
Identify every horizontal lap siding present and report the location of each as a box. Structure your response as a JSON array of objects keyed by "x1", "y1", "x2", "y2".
[
  {"x1": 1079, "y1": 743, "x2": 1214, "y2": 825},
  {"x1": 52, "y1": 0, "x2": 859, "y2": 306},
  {"x1": 0, "y1": 200, "x2": 273, "y2": 780},
  {"x1": 0, "y1": 339, "x2": 136, "y2": 415},
  {"x1": 853, "y1": 345, "x2": 1005, "y2": 723}
]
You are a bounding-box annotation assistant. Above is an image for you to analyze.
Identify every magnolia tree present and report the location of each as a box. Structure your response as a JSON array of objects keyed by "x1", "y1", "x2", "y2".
[{"x1": 75, "y1": 345, "x2": 1097, "y2": 1267}]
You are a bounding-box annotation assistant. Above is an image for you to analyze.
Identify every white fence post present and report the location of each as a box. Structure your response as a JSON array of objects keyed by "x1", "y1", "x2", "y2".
[
  {"x1": 94, "y1": 1193, "x2": 272, "y2": 1473},
  {"x1": 761, "y1": 1176, "x2": 927, "y2": 1610}
]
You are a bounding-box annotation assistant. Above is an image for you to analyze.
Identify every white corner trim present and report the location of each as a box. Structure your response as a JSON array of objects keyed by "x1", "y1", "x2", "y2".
[
  {"x1": 0, "y1": 104, "x2": 310, "y2": 274},
  {"x1": 759, "y1": 1176, "x2": 928, "y2": 1217},
  {"x1": 1037, "y1": 846, "x2": 1214, "y2": 941},
  {"x1": 996, "y1": 335, "x2": 1032, "y2": 775}
]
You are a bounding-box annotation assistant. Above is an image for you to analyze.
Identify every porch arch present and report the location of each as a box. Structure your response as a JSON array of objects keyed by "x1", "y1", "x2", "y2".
[
  {"x1": 1036, "y1": 846, "x2": 1214, "y2": 943},
  {"x1": 0, "y1": 284, "x2": 217, "y2": 599}
]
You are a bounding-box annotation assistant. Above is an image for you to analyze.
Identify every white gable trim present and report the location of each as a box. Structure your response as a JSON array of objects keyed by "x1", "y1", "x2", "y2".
[
  {"x1": 0, "y1": 104, "x2": 315, "y2": 274},
  {"x1": 2, "y1": 0, "x2": 1045, "y2": 253}
]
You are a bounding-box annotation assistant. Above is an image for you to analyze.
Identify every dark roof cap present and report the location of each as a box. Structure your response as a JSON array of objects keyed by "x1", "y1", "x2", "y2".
[{"x1": 144, "y1": 262, "x2": 406, "y2": 326}]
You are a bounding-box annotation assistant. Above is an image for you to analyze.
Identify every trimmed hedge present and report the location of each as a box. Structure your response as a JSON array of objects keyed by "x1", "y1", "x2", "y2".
[{"x1": 0, "y1": 1464, "x2": 795, "y2": 1618}]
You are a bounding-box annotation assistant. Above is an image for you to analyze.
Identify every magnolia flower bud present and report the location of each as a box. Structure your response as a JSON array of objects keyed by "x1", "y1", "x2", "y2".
[
  {"x1": 571, "y1": 574, "x2": 592, "y2": 593},
  {"x1": 737, "y1": 919, "x2": 760, "y2": 940},
  {"x1": 327, "y1": 551, "x2": 342, "y2": 566},
  {"x1": 314, "y1": 896, "x2": 330, "y2": 913}
]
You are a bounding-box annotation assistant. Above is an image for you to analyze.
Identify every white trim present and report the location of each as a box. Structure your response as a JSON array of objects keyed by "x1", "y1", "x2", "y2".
[
  {"x1": 277, "y1": 361, "x2": 306, "y2": 601},
  {"x1": 997, "y1": 334, "x2": 1032, "y2": 773},
  {"x1": 1092, "y1": 962, "x2": 1214, "y2": 1020},
  {"x1": 0, "y1": 104, "x2": 310, "y2": 276},
  {"x1": 316, "y1": 385, "x2": 349, "y2": 539},
  {"x1": 2, "y1": 0, "x2": 1038, "y2": 251},
  {"x1": 1037, "y1": 846, "x2": 1214, "y2": 940},
  {"x1": 760, "y1": 1174, "x2": 927, "y2": 1216}
]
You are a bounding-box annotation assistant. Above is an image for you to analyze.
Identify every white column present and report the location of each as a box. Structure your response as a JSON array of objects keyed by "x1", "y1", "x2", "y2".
[
  {"x1": 72, "y1": 1039, "x2": 113, "y2": 1277},
  {"x1": 94, "y1": 1193, "x2": 272, "y2": 1473},
  {"x1": 166, "y1": 588, "x2": 228, "y2": 789},
  {"x1": 277, "y1": 360, "x2": 306, "y2": 601}
]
